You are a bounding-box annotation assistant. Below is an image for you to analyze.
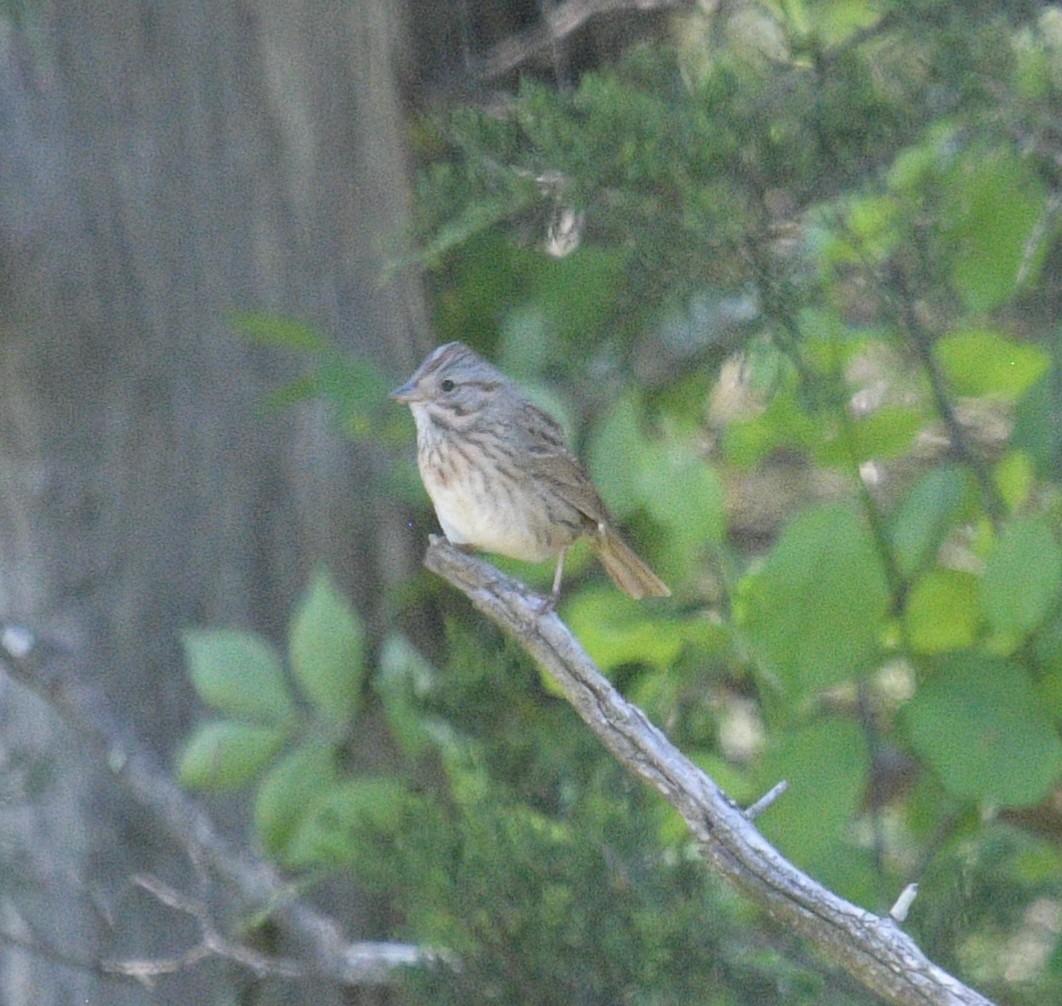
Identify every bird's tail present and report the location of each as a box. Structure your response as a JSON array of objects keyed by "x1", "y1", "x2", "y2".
[{"x1": 592, "y1": 524, "x2": 671, "y2": 600}]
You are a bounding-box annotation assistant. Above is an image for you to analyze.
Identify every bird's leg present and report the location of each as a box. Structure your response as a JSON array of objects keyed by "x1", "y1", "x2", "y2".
[{"x1": 537, "y1": 548, "x2": 568, "y2": 615}]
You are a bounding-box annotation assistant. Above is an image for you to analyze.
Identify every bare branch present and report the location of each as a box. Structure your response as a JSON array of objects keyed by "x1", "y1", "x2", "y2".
[
  {"x1": 102, "y1": 874, "x2": 304, "y2": 985},
  {"x1": 0, "y1": 625, "x2": 444, "y2": 989},
  {"x1": 890, "y1": 884, "x2": 920, "y2": 924},
  {"x1": 423, "y1": 538, "x2": 996, "y2": 1006},
  {"x1": 473, "y1": 0, "x2": 687, "y2": 80},
  {"x1": 745, "y1": 780, "x2": 788, "y2": 820}
]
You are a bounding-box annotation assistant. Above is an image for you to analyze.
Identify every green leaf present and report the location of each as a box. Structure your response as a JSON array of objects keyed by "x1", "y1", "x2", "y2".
[
  {"x1": 738, "y1": 503, "x2": 889, "y2": 697},
  {"x1": 530, "y1": 247, "x2": 630, "y2": 344},
  {"x1": 887, "y1": 122, "x2": 958, "y2": 193},
  {"x1": 846, "y1": 405, "x2": 924, "y2": 462},
  {"x1": 722, "y1": 379, "x2": 817, "y2": 467},
  {"x1": 903, "y1": 655, "x2": 1062, "y2": 806},
  {"x1": 285, "y1": 776, "x2": 421, "y2": 869},
  {"x1": 904, "y1": 569, "x2": 982, "y2": 654},
  {"x1": 935, "y1": 330, "x2": 1049, "y2": 401},
  {"x1": 415, "y1": 189, "x2": 538, "y2": 269},
  {"x1": 261, "y1": 374, "x2": 321, "y2": 412},
  {"x1": 826, "y1": 193, "x2": 901, "y2": 265},
  {"x1": 315, "y1": 356, "x2": 395, "y2": 442},
  {"x1": 993, "y1": 451, "x2": 1035, "y2": 512},
  {"x1": 1013, "y1": 373, "x2": 1062, "y2": 477},
  {"x1": 755, "y1": 718, "x2": 870, "y2": 890},
  {"x1": 289, "y1": 567, "x2": 364, "y2": 722},
  {"x1": 643, "y1": 421, "x2": 725, "y2": 548},
  {"x1": 183, "y1": 630, "x2": 295, "y2": 725},
  {"x1": 255, "y1": 741, "x2": 339, "y2": 860},
  {"x1": 178, "y1": 720, "x2": 289, "y2": 791},
  {"x1": 586, "y1": 392, "x2": 648, "y2": 519},
  {"x1": 941, "y1": 148, "x2": 1048, "y2": 311},
  {"x1": 376, "y1": 634, "x2": 438, "y2": 760},
  {"x1": 981, "y1": 518, "x2": 1062, "y2": 638},
  {"x1": 496, "y1": 307, "x2": 555, "y2": 380},
  {"x1": 590, "y1": 402, "x2": 721, "y2": 580},
  {"x1": 564, "y1": 586, "x2": 685, "y2": 672},
  {"x1": 229, "y1": 312, "x2": 329, "y2": 351},
  {"x1": 811, "y1": 0, "x2": 882, "y2": 44},
  {"x1": 1033, "y1": 617, "x2": 1062, "y2": 727},
  {"x1": 890, "y1": 466, "x2": 973, "y2": 579}
]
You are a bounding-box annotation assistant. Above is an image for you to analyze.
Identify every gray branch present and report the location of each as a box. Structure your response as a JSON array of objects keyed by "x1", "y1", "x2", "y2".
[
  {"x1": 423, "y1": 538, "x2": 996, "y2": 1006},
  {"x1": 0, "y1": 626, "x2": 440, "y2": 989}
]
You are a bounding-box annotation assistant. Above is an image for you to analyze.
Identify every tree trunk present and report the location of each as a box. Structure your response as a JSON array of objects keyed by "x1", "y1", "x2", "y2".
[{"x1": 0, "y1": 1, "x2": 424, "y2": 1001}]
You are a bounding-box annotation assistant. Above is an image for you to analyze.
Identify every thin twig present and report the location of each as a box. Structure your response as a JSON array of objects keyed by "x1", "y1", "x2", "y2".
[
  {"x1": 745, "y1": 780, "x2": 788, "y2": 820},
  {"x1": 890, "y1": 884, "x2": 920, "y2": 924},
  {"x1": 0, "y1": 626, "x2": 444, "y2": 988},
  {"x1": 102, "y1": 874, "x2": 305, "y2": 986},
  {"x1": 889, "y1": 270, "x2": 1006, "y2": 525}
]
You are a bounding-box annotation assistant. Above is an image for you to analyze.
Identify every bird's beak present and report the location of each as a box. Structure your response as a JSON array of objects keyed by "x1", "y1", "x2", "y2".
[{"x1": 389, "y1": 380, "x2": 420, "y2": 404}]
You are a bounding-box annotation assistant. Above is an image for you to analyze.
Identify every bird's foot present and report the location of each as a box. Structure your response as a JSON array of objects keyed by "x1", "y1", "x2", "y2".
[{"x1": 535, "y1": 591, "x2": 560, "y2": 616}]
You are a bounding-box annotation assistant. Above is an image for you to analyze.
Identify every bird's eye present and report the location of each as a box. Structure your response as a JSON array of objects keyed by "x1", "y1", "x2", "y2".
[{"x1": 440, "y1": 379, "x2": 455, "y2": 392}]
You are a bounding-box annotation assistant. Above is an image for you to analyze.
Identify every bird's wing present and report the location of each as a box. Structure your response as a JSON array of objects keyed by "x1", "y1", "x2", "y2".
[{"x1": 518, "y1": 402, "x2": 611, "y2": 525}]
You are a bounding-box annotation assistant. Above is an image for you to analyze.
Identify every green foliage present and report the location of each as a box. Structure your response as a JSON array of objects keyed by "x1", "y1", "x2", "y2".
[
  {"x1": 198, "y1": 1, "x2": 1062, "y2": 1001},
  {"x1": 937, "y1": 148, "x2": 1048, "y2": 312},
  {"x1": 229, "y1": 311, "x2": 414, "y2": 458},
  {"x1": 229, "y1": 312, "x2": 330, "y2": 352},
  {"x1": 904, "y1": 655, "x2": 1062, "y2": 806},
  {"x1": 400, "y1": 2, "x2": 1062, "y2": 998},
  {"x1": 754, "y1": 718, "x2": 872, "y2": 897},
  {"x1": 284, "y1": 775, "x2": 441, "y2": 874},
  {"x1": 182, "y1": 630, "x2": 295, "y2": 727},
  {"x1": 738, "y1": 502, "x2": 890, "y2": 700},
  {"x1": 935, "y1": 330, "x2": 1050, "y2": 400},
  {"x1": 178, "y1": 721, "x2": 289, "y2": 791},
  {"x1": 904, "y1": 569, "x2": 982, "y2": 654},
  {"x1": 981, "y1": 517, "x2": 1062, "y2": 643},
  {"x1": 185, "y1": 582, "x2": 869, "y2": 1002},
  {"x1": 586, "y1": 390, "x2": 724, "y2": 582},
  {"x1": 254, "y1": 740, "x2": 340, "y2": 858},
  {"x1": 890, "y1": 466, "x2": 975, "y2": 581},
  {"x1": 289, "y1": 566, "x2": 365, "y2": 721},
  {"x1": 564, "y1": 586, "x2": 687, "y2": 672},
  {"x1": 393, "y1": 623, "x2": 871, "y2": 1006},
  {"x1": 179, "y1": 567, "x2": 407, "y2": 868}
]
